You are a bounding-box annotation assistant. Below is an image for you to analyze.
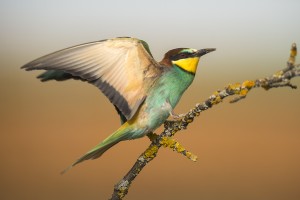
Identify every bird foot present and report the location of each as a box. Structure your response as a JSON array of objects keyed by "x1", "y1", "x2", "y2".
[{"x1": 169, "y1": 111, "x2": 185, "y2": 120}]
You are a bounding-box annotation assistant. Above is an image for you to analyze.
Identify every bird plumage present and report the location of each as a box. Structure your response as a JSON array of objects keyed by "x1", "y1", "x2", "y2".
[
  {"x1": 21, "y1": 37, "x2": 215, "y2": 173},
  {"x1": 22, "y1": 38, "x2": 161, "y2": 120}
]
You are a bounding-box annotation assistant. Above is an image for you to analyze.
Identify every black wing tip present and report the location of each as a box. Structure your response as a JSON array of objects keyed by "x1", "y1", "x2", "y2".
[
  {"x1": 36, "y1": 71, "x2": 50, "y2": 81},
  {"x1": 36, "y1": 75, "x2": 49, "y2": 82},
  {"x1": 116, "y1": 36, "x2": 132, "y2": 39},
  {"x1": 20, "y1": 64, "x2": 31, "y2": 70},
  {"x1": 21, "y1": 61, "x2": 39, "y2": 71}
]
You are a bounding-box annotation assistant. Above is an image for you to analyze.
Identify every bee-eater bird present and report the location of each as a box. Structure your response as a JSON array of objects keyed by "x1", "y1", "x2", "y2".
[{"x1": 21, "y1": 37, "x2": 215, "y2": 172}]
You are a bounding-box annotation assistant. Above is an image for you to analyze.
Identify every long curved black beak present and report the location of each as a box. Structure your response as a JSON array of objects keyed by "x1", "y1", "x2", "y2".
[{"x1": 195, "y1": 48, "x2": 216, "y2": 57}]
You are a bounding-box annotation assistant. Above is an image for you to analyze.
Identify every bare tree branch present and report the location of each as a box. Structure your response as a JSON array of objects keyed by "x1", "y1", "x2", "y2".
[{"x1": 110, "y1": 43, "x2": 299, "y2": 200}]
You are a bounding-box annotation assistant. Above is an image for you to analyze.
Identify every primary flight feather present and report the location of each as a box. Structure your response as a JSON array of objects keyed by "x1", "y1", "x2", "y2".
[{"x1": 21, "y1": 37, "x2": 215, "y2": 173}]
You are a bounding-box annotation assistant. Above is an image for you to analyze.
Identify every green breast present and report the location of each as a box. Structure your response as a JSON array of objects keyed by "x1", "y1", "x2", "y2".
[
  {"x1": 162, "y1": 66, "x2": 195, "y2": 107},
  {"x1": 143, "y1": 65, "x2": 195, "y2": 130}
]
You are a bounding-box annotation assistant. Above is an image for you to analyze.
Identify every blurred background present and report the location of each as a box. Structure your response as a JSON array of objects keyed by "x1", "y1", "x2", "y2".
[{"x1": 1, "y1": 0, "x2": 300, "y2": 199}]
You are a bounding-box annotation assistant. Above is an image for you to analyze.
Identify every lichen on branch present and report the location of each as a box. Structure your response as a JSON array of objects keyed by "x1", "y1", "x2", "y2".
[{"x1": 110, "y1": 43, "x2": 299, "y2": 200}]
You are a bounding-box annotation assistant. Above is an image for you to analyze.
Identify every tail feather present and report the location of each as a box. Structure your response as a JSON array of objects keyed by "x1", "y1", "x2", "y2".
[{"x1": 61, "y1": 122, "x2": 131, "y2": 174}]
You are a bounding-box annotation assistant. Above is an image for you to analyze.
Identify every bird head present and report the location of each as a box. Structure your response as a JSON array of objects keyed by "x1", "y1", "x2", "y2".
[{"x1": 160, "y1": 48, "x2": 216, "y2": 74}]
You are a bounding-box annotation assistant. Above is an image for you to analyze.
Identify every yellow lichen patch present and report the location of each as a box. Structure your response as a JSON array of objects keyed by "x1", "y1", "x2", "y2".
[
  {"x1": 170, "y1": 129, "x2": 178, "y2": 136},
  {"x1": 228, "y1": 83, "x2": 241, "y2": 89},
  {"x1": 212, "y1": 95, "x2": 222, "y2": 105},
  {"x1": 160, "y1": 136, "x2": 176, "y2": 148},
  {"x1": 117, "y1": 188, "x2": 126, "y2": 198},
  {"x1": 144, "y1": 145, "x2": 158, "y2": 159},
  {"x1": 159, "y1": 136, "x2": 198, "y2": 162},
  {"x1": 242, "y1": 80, "x2": 255, "y2": 89},
  {"x1": 211, "y1": 91, "x2": 222, "y2": 105},
  {"x1": 160, "y1": 137, "x2": 186, "y2": 153},
  {"x1": 289, "y1": 43, "x2": 297, "y2": 64},
  {"x1": 185, "y1": 152, "x2": 198, "y2": 162},
  {"x1": 290, "y1": 43, "x2": 297, "y2": 56},
  {"x1": 227, "y1": 83, "x2": 242, "y2": 94},
  {"x1": 174, "y1": 141, "x2": 185, "y2": 153},
  {"x1": 213, "y1": 91, "x2": 220, "y2": 96},
  {"x1": 240, "y1": 88, "x2": 248, "y2": 96},
  {"x1": 273, "y1": 70, "x2": 284, "y2": 78}
]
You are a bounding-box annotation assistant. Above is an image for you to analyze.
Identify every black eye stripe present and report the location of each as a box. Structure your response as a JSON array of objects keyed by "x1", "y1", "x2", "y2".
[{"x1": 171, "y1": 52, "x2": 192, "y2": 61}]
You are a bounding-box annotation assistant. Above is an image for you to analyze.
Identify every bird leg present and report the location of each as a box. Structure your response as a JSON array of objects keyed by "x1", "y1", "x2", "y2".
[{"x1": 165, "y1": 99, "x2": 186, "y2": 120}]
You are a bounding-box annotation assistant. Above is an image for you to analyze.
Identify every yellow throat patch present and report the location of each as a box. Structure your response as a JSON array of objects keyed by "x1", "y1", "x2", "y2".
[{"x1": 172, "y1": 57, "x2": 200, "y2": 74}]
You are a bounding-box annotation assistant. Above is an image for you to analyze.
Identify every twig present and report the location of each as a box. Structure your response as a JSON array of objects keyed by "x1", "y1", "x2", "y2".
[{"x1": 110, "y1": 43, "x2": 299, "y2": 200}]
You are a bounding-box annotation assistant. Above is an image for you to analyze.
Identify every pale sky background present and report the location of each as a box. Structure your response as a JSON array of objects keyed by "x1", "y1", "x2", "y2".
[
  {"x1": 1, "y1": 0, "x2": 300, "y2": 200},
  {"x1": 1, "y1": 0, "x2": 299, "y2": 67}
]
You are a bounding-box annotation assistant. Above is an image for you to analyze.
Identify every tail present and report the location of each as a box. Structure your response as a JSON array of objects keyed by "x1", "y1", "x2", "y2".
[{"x1": 61, "y1": 122, "x2": 132, "y2": 174}]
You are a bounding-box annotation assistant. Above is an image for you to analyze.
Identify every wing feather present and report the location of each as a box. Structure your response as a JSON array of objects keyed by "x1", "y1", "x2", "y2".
[{"x1": 22, "y1": 37, "x2": 161, "y2": 120}]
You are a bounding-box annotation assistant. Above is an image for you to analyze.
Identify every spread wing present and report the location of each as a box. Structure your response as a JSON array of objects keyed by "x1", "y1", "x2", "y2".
[{"x1": 22, "y1": 37, "x2": 162, "y2": 120}]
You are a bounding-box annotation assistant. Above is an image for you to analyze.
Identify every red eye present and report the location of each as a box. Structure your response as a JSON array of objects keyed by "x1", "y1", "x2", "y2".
[{"x1": 179, "y1": 53, "x2": 187, "y2": 58}]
